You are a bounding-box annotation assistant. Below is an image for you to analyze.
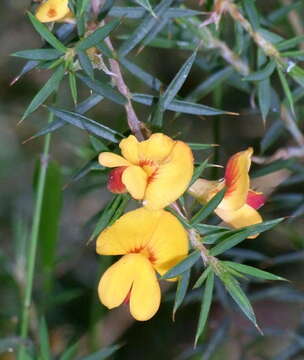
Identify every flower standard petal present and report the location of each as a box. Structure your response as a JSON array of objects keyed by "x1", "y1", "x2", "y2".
[
  {"x1": 219, "y1": 148, "x2": 253, "y2": 211},
  {"x1": 130, "y1": 254, "x2": 161, "y2": 321},
  {"x1": 98, "y1": 254, "x2": 137, "y2": 310},
  {"x1": 99, "y1": 152, "x2": 130, "y2": 168},
  {"x1": 96, "y1": 208, "x2": 162, "y2": 256},
  {"x1": 144, "y1": 141, "x2": 194, "y2": 210},
  {"x1": 146, "y1": 210, "x2": 189, "y2": 277},
  {"x1": 138, "y1": 133, "x2": 175, "y2": 163},
  {"x1": 119, "y1": 135, "x2": 140, "y2": 164},
  {"x1": 35, "y1": 0, "x2": 70, "y2": 22},
  {"x1": 121, "y1": 166, "x2": 148, "y2": 200},
  {"x1": 215, "y1": 204, "x2": 262, "y2": 238}
]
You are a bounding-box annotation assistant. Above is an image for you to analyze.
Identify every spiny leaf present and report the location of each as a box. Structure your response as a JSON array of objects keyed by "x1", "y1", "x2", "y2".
[
  {"x1": 223, "y1": 261, "x2": 287, "y2": 282},
  {"x1": 77, "y1": 50, "x2": 94, "y2": 79},
  {"x1": 187, "y1": 143, "x2": 218, "y2": 151},
  {"x1": 190, "y1": 188, "x2": 226, "y2": 226},
  {"x1": 134, "y1": 0, "x2": 155, "y2": 17},
  {"x1": 193, "y1": 266, "x2": 212, "y2": 289},
  {"x1": 161, "y1": 251, "x2": 201, "y2": 280},
  {"x1": 190, "y1": 158, "x2": 209, "y2": 186},
  {"x1": 69, "y1": 72, "x2": 78, "y2": 104},
  {"x1": 47, "y1": 106, "x2": 123, "y2": 142},
  {"x1": 187, "y1": 67, "x2": 233, "y2": 102},
  {"x1": 162, "y1": 51, "x2": 197, "y2": 110},
  {"x1": 77, "y1": 19, "x2": 121, "y2": 51},
  {"x1": 219, "y1": 271, "x2": 261, "y2": 332},
  {"x1": 243, "y1": 61, "x2": 276, "y2": 81},
  {"x1": 22, "y1": 65, "x2": 65, "y2": 121},
  {"x1": 132, "y1": 93, "x2": 232, "y2": 116},
  {"x1": 118, "y1": 0, "x2": 174, "y2": 56},
  {"x1": 277, "y1": 66, "x2": 295, "y2": 113},
  {"x1": 12, "y1": 49, "x2": 62, "y2": 61},
  {"x1": 173, "y1": 269, "x2": 190, "y2": 320},
  {"x1": 120, "y1": 57, "x2": 162, "y2": 91},
  {"x1": 210, "y1": 218, "x2": 284, "y2": 256},
  {"x1": 77, "y1": 73, "x2": 127, "y2": 105},
  {"x1": 27, "y1": 12, "x2": 66, "y2": 53},
  {"x1": 194, "y1": 271, "x2": 214, "y2": 347},
  {"x1": 257, "y1": 78, "x2": 271, "y2": 123},
  {"x1": 109, "y1": 6, "x2": 201, "y2": 19}
]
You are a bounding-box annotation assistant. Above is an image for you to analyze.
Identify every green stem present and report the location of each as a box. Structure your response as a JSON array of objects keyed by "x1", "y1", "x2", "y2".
[{"x1": 18, "y1": 110, "x2": 54, "y2": 359}]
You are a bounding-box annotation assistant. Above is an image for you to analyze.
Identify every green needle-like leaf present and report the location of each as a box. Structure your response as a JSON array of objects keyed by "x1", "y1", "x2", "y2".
[
  {"x1": 77, "y1": 19, "x2": 120, "y2": 51},
  {"x1": 161, "y1": 251, "x2": 201, "y2": 280},
  {"x1": 77, "y1": 73, "x2": 127, "y2": 105},
  {"x1": 47, "y1": 106, "x2": 124, "y2": 142},
  {"x1": 22, "y1": 65, "x2": 65, "y2": 121},
  {"x1": 210, "y1": 218, "x2": 284, "y2": 256},
  {"x1": 27, "y1": 12, "x2": 67, "y2": 53},
  {"x1": 194, "y1": 271, "x2": 214, "y2": 347},
  {"x1": 173, "y1": 269, "x2": 190, "y2": 320},
  {"x1": 12, "y1": 49, "x2": 62, "y2": 61},
  {"x1": 190, "y1": 188, "x2": 226, "y2": 226},
  {"x1": 223, "y1": 262, "x2": 287, "y2": 281}
]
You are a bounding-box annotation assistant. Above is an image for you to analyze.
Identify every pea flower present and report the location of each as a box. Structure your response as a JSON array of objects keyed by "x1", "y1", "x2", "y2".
[
  {"x1": 189, "y1": 148, "x2": 265, "y2": 237},
  {"x1": 97, "y1": 207, "x2": 188, "y2": 321},
  {"x1": 99, "y1": 133, "x2": 194, "y2": 210},
  {"x1": 35, "y1": 0, "x2": 73, "y2": 23}
]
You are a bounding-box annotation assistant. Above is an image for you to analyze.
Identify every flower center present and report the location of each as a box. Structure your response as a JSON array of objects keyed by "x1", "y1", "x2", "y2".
[
  {"x1": 107, "y1": 166, "x2": 127, "y2": 194},
  {"x1": 47, "y1": 8, "x2": 57, "y2": 18},
  {"x1": 131, "y1": 246, "x2": 156, "y2": 264},
  {"x1": 139, "y1": 160, "x2": 158, "y2": 183}
]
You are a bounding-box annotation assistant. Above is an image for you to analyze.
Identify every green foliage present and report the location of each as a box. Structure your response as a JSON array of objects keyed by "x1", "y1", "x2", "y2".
[{"x1": 6, "y1": 0, "x2": 304, "y2": 358}]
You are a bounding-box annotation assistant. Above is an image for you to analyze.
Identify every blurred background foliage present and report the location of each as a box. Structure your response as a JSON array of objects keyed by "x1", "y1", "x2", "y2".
[{"x1": 1, "y1": 0, "x2": 304, "y2": 359}]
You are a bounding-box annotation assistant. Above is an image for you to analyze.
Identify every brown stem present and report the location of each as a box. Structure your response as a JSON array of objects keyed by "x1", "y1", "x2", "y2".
[{"x1": 104, "y1": 37, "x2": 146, "y2": 141}]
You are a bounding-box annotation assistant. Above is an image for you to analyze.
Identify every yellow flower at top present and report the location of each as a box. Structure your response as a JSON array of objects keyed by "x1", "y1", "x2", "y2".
[
  {"x1": 35, "y1": 0, "x2": 73, "y2": 23},
  {"x1": 97, "y1": 207, "x2": 188, "y2": 321},
  {"x1": 189, "y1": 148, "x2": 266, "y2": 238},
  {"x1": 99, "y1": 133, "x2": 194, "y2": 210}
]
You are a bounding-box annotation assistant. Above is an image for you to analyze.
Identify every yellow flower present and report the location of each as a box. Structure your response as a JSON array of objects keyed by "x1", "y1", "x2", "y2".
[
  {"x1": 189, "y1": 148, "x2": 266, "y2": 238},
  {"x1": 96, "y1": 207, "x2": 189, "y2": 321},
  {"x1": 99, "y1": 133, "x2": 194, "y2": 210},
  {"x1": 35, "y1": 0, "x2": 73, "y2": 23}
]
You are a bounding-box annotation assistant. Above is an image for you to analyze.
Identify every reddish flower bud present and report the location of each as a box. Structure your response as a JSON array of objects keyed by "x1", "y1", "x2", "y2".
[{"x1": 107, "y1": 167, "x2": 127, "y2": 194}]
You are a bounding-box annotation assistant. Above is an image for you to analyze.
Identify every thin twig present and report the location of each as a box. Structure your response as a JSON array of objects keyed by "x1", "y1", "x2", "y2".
[{"x1": 104, "y1": 37, "x2": 146, "y2": 141}]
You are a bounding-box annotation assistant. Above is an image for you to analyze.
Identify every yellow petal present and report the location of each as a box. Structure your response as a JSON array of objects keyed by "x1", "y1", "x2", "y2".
[
  {"x1": 122, "y1": 165, "x2": 148, "y2": 200},
  {"x1": 188, "y1": 179, "x2": 223, "y2": 204},
  {"x1": 98, "y1": 253, "x2": 161, "y2": 321},
  {"x1": 144, "y1": 141, "x2": 194, "y2": 210},
  {"x1": 215, "y1": 204, "x2": 262, "y2": 239},
  {"x1": 96, "y1": 208, "x2": 162, "y2": 256},
  {"x1": 98, "y1": 254, "x2": 135, "y2": 309},
  {"x1": 35, "y1": 0, "x2": 70, "y2": 22},
  {"x1": 99, "y1": 152, "x2": 130, "y2": 168},
  {"x1": 119, "y1": 135, "x2": 139, "y2": 165},
  {"x1": 220, "y1": 148, "x2": 253, "y2": 211},
  {"x1": 147, "y1": 210, "x2": 189, "y2": 277},
  {"x1": 129, "y1": 254, "x2": 161, "y2": 321},
  {"x1": 138, "y1": 133, "x2": 175, "y2": 163}
]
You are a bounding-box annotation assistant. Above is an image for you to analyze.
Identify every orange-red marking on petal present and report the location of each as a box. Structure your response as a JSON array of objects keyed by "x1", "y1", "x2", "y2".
[
  {"x1": 107, "y1": 166, "x2": 127, "y2": 193},
  {"x1": 47, "y1": 8, "x2": 57, "y2": 18},
  {"x1": 247, "y1": 190, "x2": 266, "y2": 210}
]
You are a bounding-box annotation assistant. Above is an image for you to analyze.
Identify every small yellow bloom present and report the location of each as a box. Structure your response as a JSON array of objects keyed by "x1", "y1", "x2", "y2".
[
  {"x1": 97, "y1": 207, "x2": 189, "y2": 321},
  {"x1": 189, "y1": 148, "x2": 266, "y2": 238},
  {"x1": 35, "y1": 0, "x2": 73, "y2": 23},
  {"x1": 99, "y1": 133, "x2": 194, "y2": 210}
]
